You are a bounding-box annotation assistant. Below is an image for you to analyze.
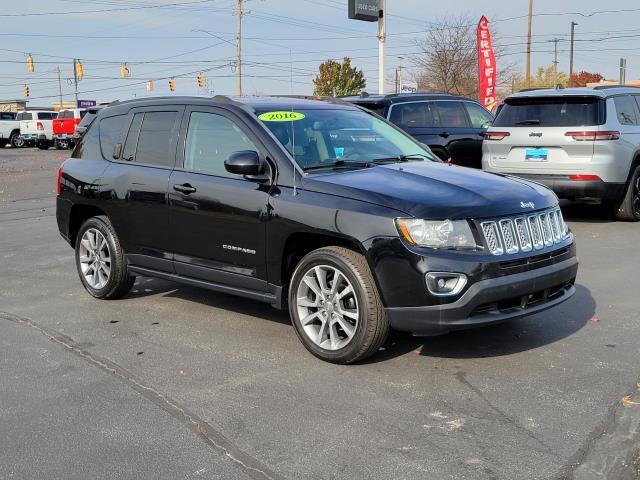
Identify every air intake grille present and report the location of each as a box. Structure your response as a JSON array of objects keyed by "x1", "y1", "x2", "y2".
[{"x1": 480, "y1": 208, "x2": 569, "y2": 256}]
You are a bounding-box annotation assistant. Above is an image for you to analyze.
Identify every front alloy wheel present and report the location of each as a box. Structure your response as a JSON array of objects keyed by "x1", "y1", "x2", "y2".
[{"x1": 296, "y1": 265, "x2": 359, "y2": 350}]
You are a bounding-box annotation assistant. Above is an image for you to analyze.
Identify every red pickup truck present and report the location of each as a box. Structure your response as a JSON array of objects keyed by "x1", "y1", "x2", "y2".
[{"x1": 52, "y1": 108, "x2": 86, "y2": 149}]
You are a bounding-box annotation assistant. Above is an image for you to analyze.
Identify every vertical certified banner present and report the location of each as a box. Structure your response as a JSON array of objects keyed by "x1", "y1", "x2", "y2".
[{"x1": 477, "y1": 16, "x2": 497, "y2": 112}]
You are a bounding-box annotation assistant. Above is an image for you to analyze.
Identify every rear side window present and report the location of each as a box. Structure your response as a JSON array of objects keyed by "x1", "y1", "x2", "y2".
[
  {"x1": 464, "y1": 102, "x2": 494, "y2": 129},
  {"x1": 99, "y1": 115, "x2": 125, "y2": 160},
  {"x1": 122, "y1": 113, "x2": 143, "y2": 162},
  {"x1": 130, "y1": 111, "x2": 178, "y2": 167},
  {"x1": 354, "y1": 102, "x2": 387, "y2": 116},
  {"x1": 494, "y1": 96, "x2": 605, "y2": 127},
  {"x1": 0, "y1": 112, "x2": 15, "y2": 120},
  {"x1": 613, "y1": 96, "x2": 639, "y2": 125},
  {"x1": 389, "y1": 102, "x2": 436, "y2": 128},
  {"x1": 38, "y1": 112, "x2": 56, "y2": 120},
  {"x1": 434, "y1": 101, "x2": 469, "y2": 128},
  {"x1": 17, "y1": 112, "x2": 32, "y2": 121}
]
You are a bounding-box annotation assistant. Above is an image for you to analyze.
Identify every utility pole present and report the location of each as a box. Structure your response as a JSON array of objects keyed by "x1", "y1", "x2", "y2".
[
  {"x1": 56, "y1": 66, "x2": 63, "y2": 109},
  {"x1": 549, "y1": 38, "x2": 559, "y2": 87},
  {"x1": 72, "y1": 59, "x2": 79, "y2": 105},
  {"x1": 525, "y1": 0, "x2": 533, "y2": 87},
  {"x1": 620, "y1": 58, "x2": 627, "y2": 85},
  {"x1": 378, "y1": 0, "x2": 386, "y2": 94},
  {"x1": 569, "y1": 22, "x2": 577, "y2": 87},
  {"x1": 234, "y1": 0, "x2": 244, "y2": 96}
]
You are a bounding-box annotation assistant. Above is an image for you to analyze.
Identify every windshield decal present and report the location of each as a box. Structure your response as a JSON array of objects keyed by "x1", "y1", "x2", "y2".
[{"x1": 258, "y1": 111, "x2": 305, "y2": 122}]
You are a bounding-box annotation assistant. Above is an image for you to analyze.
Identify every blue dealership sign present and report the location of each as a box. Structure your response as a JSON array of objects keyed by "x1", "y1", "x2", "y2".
[{"x1": 77, "y1": 100, "x2": 97, "y2": 108}]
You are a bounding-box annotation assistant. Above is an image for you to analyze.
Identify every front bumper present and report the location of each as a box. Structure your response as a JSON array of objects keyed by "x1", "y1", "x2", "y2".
[
  {"x1": 504, "y1": 173, "x2": 624, "y2": 200},
  {"x1": 385, "y1": 256, "x2": 578, "y2": 335}
]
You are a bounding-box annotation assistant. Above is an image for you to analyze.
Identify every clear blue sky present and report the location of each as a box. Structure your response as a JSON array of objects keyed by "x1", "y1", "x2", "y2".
[{"x1": 1, "y1": 0, "x2": 638, "y2": 105}]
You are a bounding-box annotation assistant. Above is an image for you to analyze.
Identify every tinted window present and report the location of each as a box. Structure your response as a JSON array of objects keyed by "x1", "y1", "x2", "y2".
[
  {"x1": 80, "y1": 110, "x2": 87, "y2": 118},
  {"x1": 0, "y1": 112, "x2": 15, "y2": 120},
  {"x1": 37, "y1": 112, "x2": 56, "y2": 120},
  {"x1": 133, "y1": 111, "x2": 177, "y2": 167},
  {"x1": 184, "y1": 112, "x2": 258, "y2": 177},
  {"x1": 99, "y1": 115, "x2": 124, "y2": 160},
  {"x1": 122, "y1": 113, "x2": 143, "y2": 162},
  {"x1": 434, "y1": 101, "x2": 469, "y2": 128},
  {"x1": 494, "y1": 96, "x2": 605, "y2": 127},
  {"x1": 613, "y1": 95, "x2": 639, "y2": 125},
  {"x1": 72, "y1": 122, "x2": 101, "y2": 159},
  {"x1": 354, "y1": 102, "x2": 386, "y2": 116},
  {"x1": 389, "y1": 102, "x2": 436, "y2": 128},
  {"x1": 464, "y1": 102, "x2": 494, "y2": 129},
  {"x1": 17, "y1": 112, "x2": 32, "y2": 121}
]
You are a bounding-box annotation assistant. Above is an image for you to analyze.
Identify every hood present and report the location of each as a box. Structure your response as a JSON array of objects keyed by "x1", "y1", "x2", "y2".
[{"x1": 302, "y1": 162, "x2": 557, "y2": 219}]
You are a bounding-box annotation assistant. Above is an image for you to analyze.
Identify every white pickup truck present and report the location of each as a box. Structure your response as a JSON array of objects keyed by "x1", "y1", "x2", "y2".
[
  {"x1": 0, "y1": 111, "x2": 22, "y2": 148},
  {"x1": 18, "y1": 110, "x2": 58, "y2": 149}
]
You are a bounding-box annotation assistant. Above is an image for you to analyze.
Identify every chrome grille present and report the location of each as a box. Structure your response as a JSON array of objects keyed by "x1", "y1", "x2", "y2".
[{"x1": 480, "y1": 208, "x2": 569, "y2": 256}]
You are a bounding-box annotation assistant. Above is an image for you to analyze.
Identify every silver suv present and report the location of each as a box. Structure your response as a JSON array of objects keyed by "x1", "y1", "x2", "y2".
[{"x1": 482, "y1": 86, "x2": 640, "y2": 220}]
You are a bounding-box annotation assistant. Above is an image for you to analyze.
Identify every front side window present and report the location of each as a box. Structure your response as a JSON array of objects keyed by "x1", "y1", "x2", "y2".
[
  {"x1": 255, "y1": 107, "x2": 435, "y2": 172},
  {"x1": 464, "y1": 102, "x2": 494, "y2": 129},
  {"x1": 132, "y1": 111, "x2": 178, "y2": 167},
  {"x1": 613, "y1": 95, "x2": 639, "y2": 125},
  {"x1": 184, "y1": 112, "x2": 258, "y2": 177},
  {"x1": 389, "y1": 102, "x2": 436, "y2": 128}
]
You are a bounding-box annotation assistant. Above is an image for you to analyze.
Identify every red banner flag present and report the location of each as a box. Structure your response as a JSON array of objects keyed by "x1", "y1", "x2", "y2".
[{"x1": 477, "y1": 16, "x2": 497, "y2": 112}]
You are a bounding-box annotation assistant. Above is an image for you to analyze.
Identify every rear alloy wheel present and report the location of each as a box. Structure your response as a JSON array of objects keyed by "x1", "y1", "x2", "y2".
[
  {"x1": 614, "y1": 166, "x2": 640, "y2": 221},
  {"x1": 289, "y1": 247, "x2": 389, "y2": 364},
  {"x1": 10, "y1": 132, "x2": 23, "y2": 148},
  {"x1": 75, "y1": 216, "x2": 135, "y2": 299}
]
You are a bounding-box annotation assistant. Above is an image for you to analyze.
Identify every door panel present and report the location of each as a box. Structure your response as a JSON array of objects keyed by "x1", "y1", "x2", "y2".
[{"x1": 169, "y1": 107, "x2": 271, "y2": 290}]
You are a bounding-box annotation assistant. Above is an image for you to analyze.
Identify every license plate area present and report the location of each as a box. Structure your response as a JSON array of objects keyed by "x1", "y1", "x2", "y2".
[{"x1": 525, "y1": 148, "x2": 549, "y2": 162}]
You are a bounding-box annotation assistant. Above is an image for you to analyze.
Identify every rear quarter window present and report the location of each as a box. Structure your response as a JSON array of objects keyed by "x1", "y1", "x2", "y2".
[
  {"x1": 72, "y1": 121, "x2": 101, "y2": 159},
  {"x1": 99, "y1": 115, "x2": 125, "y2": 160},
  {"x1": 494, "y1": 96, "x2": 605, "y2": 127}
]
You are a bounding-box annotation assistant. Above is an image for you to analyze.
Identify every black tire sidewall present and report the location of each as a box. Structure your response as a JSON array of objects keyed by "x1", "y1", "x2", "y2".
[
  {"x1": 74, "y1": 217, "x2": 122, "y2": 299},
  {"x1": 10, "y1": 133, "x2": 22, "y2": 148},
  {"x1": 289, "y1": 251, "x2": 372, "y2": 363}
]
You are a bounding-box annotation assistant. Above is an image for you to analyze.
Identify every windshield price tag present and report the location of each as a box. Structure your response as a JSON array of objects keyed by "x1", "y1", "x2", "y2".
[{"x1": 258, "y1": 111, "x2": 305, "y2": 122}]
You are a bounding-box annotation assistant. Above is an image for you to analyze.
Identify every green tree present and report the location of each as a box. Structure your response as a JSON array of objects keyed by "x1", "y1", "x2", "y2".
[
  {"x1": 313, "y1": 57, "x2": 366, "y2": 97},
  {"x1": 512, "y1": 66, "x2": 568, "y2": 91}
]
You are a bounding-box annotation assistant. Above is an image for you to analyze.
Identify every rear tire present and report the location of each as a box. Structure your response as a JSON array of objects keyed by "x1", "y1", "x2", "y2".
[
  {"x1": 613, "y1": 166, "x2": 640, "y2": 221},
  {"x1": 75, "y1": 216, "x2": 135, "y2": 300},
  {"x1": 9, "y1": 132, "x2": 22, "y2": 148},
  {"x1": 288, "y1": 246, "x2": 389, "y2": 364},
  {"x1": 37, "y1": 141, "x2": 50, "y2": 150}
]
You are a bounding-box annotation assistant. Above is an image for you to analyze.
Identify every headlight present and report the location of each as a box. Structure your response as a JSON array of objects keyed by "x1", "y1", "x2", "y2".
[{"x1": 395, "y1": 218, "x2": 478, "y2": 249}]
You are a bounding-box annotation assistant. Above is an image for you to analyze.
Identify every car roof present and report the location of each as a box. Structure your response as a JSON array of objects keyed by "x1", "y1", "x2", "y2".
[
  {"x1": 507, "y1": 86, "x2": 640, "y2": 100},
  {"x1": 341, "y1": 92, "x2": 473, "y2": 105}
]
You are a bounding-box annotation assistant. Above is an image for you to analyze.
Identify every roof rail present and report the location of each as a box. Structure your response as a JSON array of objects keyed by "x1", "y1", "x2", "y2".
[{"x1": 592, "y1": 85, "x2": 640, "y2": 90}]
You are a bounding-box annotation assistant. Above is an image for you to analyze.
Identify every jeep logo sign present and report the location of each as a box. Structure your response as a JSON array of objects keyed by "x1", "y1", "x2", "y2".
[
  {"x1": 348, "y1": 0, "x2": 379, "y2": 22},
  {"x1": 520, "y1": 201, "x2": 536, "y2": 209}
]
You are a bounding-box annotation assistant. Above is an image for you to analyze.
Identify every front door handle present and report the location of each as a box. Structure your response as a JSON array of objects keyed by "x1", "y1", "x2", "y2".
[
  {"x1": 439, "y1": 131, "x2": 450, "y2": 138},
  {"x1": 173, "y1": 183, "x2": 196, "y2": 194}
]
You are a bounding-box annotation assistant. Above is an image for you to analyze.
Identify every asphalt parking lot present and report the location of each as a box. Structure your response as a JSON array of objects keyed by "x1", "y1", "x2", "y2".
[{"x1": 1, "y1": 148, "x2": 639, "y2": 480}]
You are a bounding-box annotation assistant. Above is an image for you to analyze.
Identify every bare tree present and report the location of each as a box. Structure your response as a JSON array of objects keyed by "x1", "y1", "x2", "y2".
[{"x1": 412, "y1": 14, "x2": 517, "y2": 100}]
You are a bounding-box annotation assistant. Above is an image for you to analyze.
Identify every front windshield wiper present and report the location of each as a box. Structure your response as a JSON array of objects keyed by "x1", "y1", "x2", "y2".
[
  {"x1": 369, "y1": 154, "x2": 429, "y2": 164},
  {"x1": 302, "y1": 160, "x2": 370, "y2": 172},
  {"x1": 514, "y1": 119, "x2": 540, "y2": 125}
]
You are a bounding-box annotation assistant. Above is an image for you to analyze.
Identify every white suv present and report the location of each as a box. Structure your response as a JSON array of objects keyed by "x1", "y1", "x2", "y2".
[{"x1": 482, "y1": 86, "x2": 640, "y2": 220}]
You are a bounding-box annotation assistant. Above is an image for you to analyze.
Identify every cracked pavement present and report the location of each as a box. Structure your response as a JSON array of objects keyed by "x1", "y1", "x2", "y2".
[{"x1": 1, "y1": 148, "x2": 639, "y2": 479}]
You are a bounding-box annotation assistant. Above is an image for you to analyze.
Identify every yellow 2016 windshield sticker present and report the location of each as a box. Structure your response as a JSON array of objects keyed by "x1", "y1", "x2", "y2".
[{"x1": 258, "y1": 111, "x2": 305, "y2": 122}]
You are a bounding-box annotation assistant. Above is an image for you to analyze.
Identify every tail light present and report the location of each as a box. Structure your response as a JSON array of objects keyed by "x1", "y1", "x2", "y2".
[
  {"x1": 565, "y1": 131, "x2": 620, "y2": 141},
  {"x1": 37, "y1": 121, "x2": 44, "y2": 131},
  {"x1": 56, "y1": 166, "x2": 63, "y2": 195},
  {"x1": 483, "y1": 132, "x2": 510, "y2": 141},
  {"x1": 569, "y1": 174, "x2": 601, "y2": 181}
]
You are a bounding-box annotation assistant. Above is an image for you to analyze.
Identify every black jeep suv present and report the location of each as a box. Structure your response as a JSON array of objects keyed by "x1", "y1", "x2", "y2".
[
  {"x1": 56, "y1": 96, "x2": 578, "y2": 363},
  {"x1": 342, "y1": 92, "x2": 494, "y2": 169}
]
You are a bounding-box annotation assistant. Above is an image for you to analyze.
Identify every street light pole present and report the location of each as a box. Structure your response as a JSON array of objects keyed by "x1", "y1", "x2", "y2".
[
  {"x1": 235, "y1": 0, "x2": 244, "y2": 96},
  {"x1": 525, "y1": 0, "x2": 533, "y2": 87},
  {"x1": 569, "y1": 21, "x2": 577, "y2": 87},
  {"x1": 378, "y1": 0, "x2": 385, "y2": 94}
]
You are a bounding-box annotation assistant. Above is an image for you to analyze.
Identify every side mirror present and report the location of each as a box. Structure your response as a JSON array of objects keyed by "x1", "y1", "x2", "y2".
[{"x1": 224, "y1": 150, "x2": 264, "y2": 176}]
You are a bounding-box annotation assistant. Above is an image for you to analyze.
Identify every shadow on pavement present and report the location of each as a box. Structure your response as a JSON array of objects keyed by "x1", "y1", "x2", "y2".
[
  {"x1": 127, "y1": 276, "x2": 595, "y2": 363},
  {"x1": 559, "y1": 199, "x2": 615, "y2": 224}
]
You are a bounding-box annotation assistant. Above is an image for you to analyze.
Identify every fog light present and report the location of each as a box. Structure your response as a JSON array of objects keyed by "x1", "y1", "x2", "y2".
[{"x1": 425, "y1": 272, "x2": 467, "y2": 297}]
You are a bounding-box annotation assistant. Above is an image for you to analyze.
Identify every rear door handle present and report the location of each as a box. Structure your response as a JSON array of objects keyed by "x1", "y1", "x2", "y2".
[
  {"x1": 173, "y1": 183, "x2": 196, "y2": 194},
  {"x1": 439, "y1": 131, "x2": 450, "y2": 138}
]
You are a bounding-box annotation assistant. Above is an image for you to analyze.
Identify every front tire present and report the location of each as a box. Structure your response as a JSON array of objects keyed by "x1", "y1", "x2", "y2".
[
  {"x1": 288, "y1": 246, "x2": 389, "y2": 364},
  {"x1": 613, "y1": 166, "x2": 640, "y2": 221},
  {"x1": 75, "y1": 216, "x2": 135, "y2": 299}
]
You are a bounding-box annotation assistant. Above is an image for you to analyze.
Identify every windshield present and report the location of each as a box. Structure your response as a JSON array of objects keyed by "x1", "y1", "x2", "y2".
[{"x1": 255, "y1": 107, "x2": 435, "y2": 171}]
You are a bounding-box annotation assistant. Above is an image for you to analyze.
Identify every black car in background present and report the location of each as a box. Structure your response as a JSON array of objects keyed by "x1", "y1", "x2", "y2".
[
  {"x1": 56, "y1": 96, "x2": 576, "y2": 363},
  {"x1": 343, "y1": 93, "x2": 494, "y2": 169}
]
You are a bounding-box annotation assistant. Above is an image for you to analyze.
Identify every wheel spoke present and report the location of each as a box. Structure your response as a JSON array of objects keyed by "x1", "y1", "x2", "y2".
[
  {"x1": 314, "y1": 266, "x2": 329, "y2": 292},
  {"x1": 300, "y1": 311, "x2": 321, "y2": 326},
  {"x1": 297, "y1": 296, "x2": 319, "y2": 308},
  {"x1": 303, "y1": 275, "x2": 322, "y2": 297},
  {"x1": 79, "y1": 255, "x2": 90, "y2": 263},
  {"x1": 329, "y1": 322, "x2": 340, "y2": 349},
  {"x1": 316, "y1": 318, "x2": 328, "y2": 345},
  {"x1": 80, "y1": 238, "x2": 92, "y2": 252},
  {"x1": 330, "y1": 271, "x2": 344, "y2": 295},
  {"x1": 92, "y1": 267, "x2": 100, "y2": 287},
  {"x1": 335, "y1": 315, "x2": 355, "y2": 339},
  {"x1": 336, "y1": 284, "x2": 353, "y2": 301},
  {"x1": 100, "y1": 264, "x2": 111, "y2": 278},
  {"x1": 340, "y1": 309, "x2": 358, "y2": 320}
]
